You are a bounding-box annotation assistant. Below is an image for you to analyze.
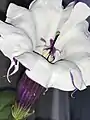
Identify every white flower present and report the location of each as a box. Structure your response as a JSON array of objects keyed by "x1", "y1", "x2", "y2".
[{"x1": 0, "y1": 0, "x2": 90, "y2": 91}]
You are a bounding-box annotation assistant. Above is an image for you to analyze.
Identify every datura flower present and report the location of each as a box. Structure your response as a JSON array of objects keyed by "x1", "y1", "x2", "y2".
[
  {"x1": 0, "y1": 0, "x2": 90, "y2": 92},
  {"x1": 12, "y1": 73, "x2": 44, "y2": 120}
]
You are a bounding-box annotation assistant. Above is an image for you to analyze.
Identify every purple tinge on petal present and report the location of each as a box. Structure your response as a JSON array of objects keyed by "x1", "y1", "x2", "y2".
[
  {"x1": 70, "y1": 71, "x2": 78, "y2": 90},
  {"x1": 17, "y1": 73, "x2": 45, "y2": 109},
  {"x1": 70, "y1": 71, "x2": 78, "y2": 98}
]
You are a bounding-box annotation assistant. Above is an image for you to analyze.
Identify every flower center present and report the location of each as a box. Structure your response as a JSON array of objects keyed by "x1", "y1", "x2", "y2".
[{"x1": 42, "y1": 31, "x2": 60, "y2": 62}]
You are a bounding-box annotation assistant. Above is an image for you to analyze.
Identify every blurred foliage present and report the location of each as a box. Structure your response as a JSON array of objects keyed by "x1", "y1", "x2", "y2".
[{"x1": 0, "y1": 90, "x2": 16, "y2": 120}]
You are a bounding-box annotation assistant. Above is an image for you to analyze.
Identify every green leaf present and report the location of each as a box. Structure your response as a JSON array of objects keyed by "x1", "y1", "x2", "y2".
[
  {"x1": 0, "y1": 90, "x2": 16, "y2": 120},
  {"x1": 0, "y1": 91, "x2": 16, "y2": 110},
  {"x1": 0, "y1": 106, "x2": 11, "y2": 119}
]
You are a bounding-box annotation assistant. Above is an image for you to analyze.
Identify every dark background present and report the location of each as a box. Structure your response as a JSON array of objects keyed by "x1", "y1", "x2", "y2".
[{"x1": 0, "y1": 0, "x2": 90, "y2": 120}]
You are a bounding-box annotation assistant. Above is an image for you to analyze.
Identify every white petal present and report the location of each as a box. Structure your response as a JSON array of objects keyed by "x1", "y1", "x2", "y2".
[
  {"x1": 66, "y1": 53, "x2": 90, "y2": 90},
  {"x1": 57, "y1": 1, "x2": 75, "y2": 30},
  {"x1": 24, "y1": 55, "x2": 86, "y2": 91},
  {"x1": 0, "y1": 21, "x2": 32, "y2": 60},
  {"x1": 19, "y1": 52, "x2": 76, "y2": 91},
  {"x1": 77, "y1": 57, "x2": 90, "y2": 87},
  {"x1": 6, "y1": 3, "x2": 36, "y2": 49},
  {"x1": 48, "y1": 60, "x2": 86, "y2": 91},
  {"x1": 60, "y1": 2, "x2": 90, "y2": 36},
  {"x1": 50, "y1": 20, "x2": 90, "y2": 90},
  {"x1": 29, "y1": 0, "x2": 63, "y2": 10},
  {"x1": 55, "y1": 20, "x2": 90, "y2": 58},
  {"x1": 25, "y1": 54, "x2": 52, "y2": 87},
  {"x1": 28, "y1": 0, "x2": 74, "y2": 49},
  {"x1": 0, "y1": 20, "x2": 18, "y2": 37}
]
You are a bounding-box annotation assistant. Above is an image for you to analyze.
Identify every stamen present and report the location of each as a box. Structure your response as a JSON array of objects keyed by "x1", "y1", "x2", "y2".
[
  {"x1": 49, "y1": 31, "x2": 60, "y2": 55},
  {"x1": 42, "y1": 31, "x2": 60, "y2": 63}
]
